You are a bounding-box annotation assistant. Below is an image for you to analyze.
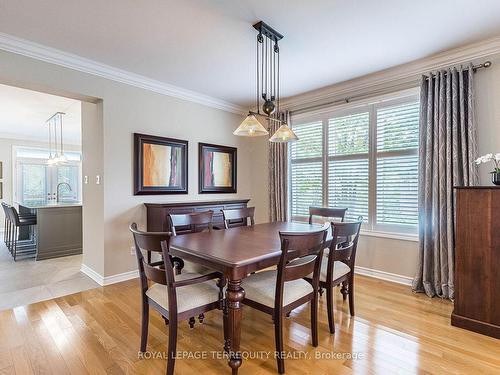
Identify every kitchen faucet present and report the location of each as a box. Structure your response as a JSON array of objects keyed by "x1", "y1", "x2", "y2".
[{"x1": 56, "y1": 182, "x2": 72, "y2": 203}]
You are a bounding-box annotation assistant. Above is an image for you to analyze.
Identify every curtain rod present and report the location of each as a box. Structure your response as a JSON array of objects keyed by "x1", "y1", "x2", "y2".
[
  {"x1": 290, "y1": 60, "x2": 492, "y2": 116},
  {"x1": 424, "y1": 60, "x2": 491, "y2": 80}
]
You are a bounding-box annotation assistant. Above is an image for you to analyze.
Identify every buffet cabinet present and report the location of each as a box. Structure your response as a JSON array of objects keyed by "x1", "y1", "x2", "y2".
[
  {"x1": 452, "y1": 187, "x2": 500, "y2": 339},
  {"x1": 145, "y1": 199, "x2": 250, "y2": 234}
]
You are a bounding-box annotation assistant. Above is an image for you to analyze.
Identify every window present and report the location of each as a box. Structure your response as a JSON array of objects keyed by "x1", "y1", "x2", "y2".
[
  {"x1": 289, "y1": 93, "x2": 419, "y2": 234},
  {"x1": 290, "y1": 121, "x2": 323, "y2": 217},
  {"x1": 14, "y1": 147, "x2": 82, "y2": 204}
]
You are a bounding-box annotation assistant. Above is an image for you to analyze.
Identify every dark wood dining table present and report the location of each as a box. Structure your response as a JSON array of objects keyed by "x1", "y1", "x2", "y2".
[{"x1": 169, "y1": 221, "x2": 333, "y2": 374}]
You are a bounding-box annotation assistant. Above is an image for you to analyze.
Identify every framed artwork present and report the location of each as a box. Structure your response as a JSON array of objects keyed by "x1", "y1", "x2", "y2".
[
  {"x1": 198, "y1": 143, "x2": 237, "y2": 194},
  {"x1": 134, "y1": 133, "x2": 188, "y2": 195}
]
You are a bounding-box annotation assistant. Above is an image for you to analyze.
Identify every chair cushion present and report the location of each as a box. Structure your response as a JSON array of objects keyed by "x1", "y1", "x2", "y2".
[
  {"x1": 310, "y1": 257, "x2": 351, "y2": 283},
  {"x1": 241, "y1": 270, "x2": 313, "y2": 308},
  {"x1": 146, "y1": 273, "x2": 220, "y2": 313}
]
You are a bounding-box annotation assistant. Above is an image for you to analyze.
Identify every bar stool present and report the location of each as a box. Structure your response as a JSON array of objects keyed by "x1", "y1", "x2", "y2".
[
  {"x1": 1, "y1": 202, "x2": 12, "y2": 251},
  {"x1": 6, "y1": 206, "x2": 37, "y2": 261}
]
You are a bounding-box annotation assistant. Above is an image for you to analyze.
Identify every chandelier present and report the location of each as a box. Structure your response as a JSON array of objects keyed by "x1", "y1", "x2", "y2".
[
  {"x1": 233, "y1": 21, "x2": 298, "y2": 143},
  {"x1": 47, "y1": 112, "x2": 68, "y2": 165}
]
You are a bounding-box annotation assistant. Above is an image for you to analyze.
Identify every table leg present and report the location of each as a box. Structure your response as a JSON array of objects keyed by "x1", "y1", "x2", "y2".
[{"x1": 226, "y1": 279, "x2": 245, "y2": 374}]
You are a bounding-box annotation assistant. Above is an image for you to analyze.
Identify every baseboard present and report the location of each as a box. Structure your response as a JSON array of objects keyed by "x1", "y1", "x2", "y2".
[
  {"x1": 354, "y1": 266, "x2": 413, "y2": 286},
  {"x1": 80, "y1": 264, "x2": 105, "y2": 285},
  {"x1": 102, "y1": 270, "x2": 139, "y2": 286},
  {"x1": 80, "y1": 264, "x2": 139, "y2": 286}
]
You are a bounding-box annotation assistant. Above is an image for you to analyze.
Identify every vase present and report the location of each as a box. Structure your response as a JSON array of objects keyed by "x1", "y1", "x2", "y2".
[{"x1": 492, "y1": 172, "x2": 500, "y2": 186}]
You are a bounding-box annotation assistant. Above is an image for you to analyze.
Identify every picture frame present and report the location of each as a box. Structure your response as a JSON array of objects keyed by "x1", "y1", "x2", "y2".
[
  {"x1": 134, "y1": 133, "x2": 188, "y2": 195},
  {"x1": 198, "y1": 142, "x2": 237, "y2": 194}
]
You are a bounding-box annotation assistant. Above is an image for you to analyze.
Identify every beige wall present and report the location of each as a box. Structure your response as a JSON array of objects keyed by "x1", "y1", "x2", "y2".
[
  {"x1": 1, "y1": 47, "x2": 499, "y2": 281},
  {"x1": 475, "y1": 54, "x2": 500, "y2": 184},
  {"x1": 0, "y1": 49, "x2": 269, "y2": 278},
  {"x1": 81, "y1": 101, "x2": 105, "y2": 275}
]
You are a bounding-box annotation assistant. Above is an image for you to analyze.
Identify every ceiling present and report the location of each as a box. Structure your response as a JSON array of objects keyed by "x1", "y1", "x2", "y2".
[
  {"x1": 0, "y1": 84, "x2": 81, "y2": 144},
  {"x1": 1, "y1": 0, "x2": 500, "y2": 108}
]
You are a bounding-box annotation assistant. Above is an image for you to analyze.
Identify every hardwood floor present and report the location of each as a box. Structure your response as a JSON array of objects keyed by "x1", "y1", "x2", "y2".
[{"x1": 0, "y1": 275, "x2": 499, "y2": 374}]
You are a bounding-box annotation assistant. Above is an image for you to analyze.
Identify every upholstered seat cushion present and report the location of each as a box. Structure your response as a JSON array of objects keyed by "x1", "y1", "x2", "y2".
[
  {"x1": 308, "y1": 257, "x2": 351, "y2": 282},
  {"x1": 241, "y1": 270, "x2": 314, "y2": 308},
  {"x1": 146, "y1": 273, "x2": 220, "y2": 313}
]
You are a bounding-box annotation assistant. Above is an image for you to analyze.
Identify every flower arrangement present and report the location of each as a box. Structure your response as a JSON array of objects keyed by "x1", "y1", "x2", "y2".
[
  {"x1": 474, "y1": 153, "x2": 500, "y2": 173},
  {"x1": 475, "y1": 153, "x2": 500, "y2": 185}
]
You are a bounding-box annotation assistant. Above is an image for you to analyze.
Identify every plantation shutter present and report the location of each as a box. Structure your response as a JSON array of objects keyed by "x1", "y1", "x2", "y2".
[
  {"x1": 376, "y1": 102, "x2": 419, "y2": 227},
  {"x1": 290, "y1": 121, "x2": 323, "y2": 218},
  {"x1": 328, "y1": 112, "x2": 369, "y2": 221}
]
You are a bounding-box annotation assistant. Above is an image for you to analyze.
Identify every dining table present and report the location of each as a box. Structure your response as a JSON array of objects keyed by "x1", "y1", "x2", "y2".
[{"x1": 169, "y1": 221, "x2": 334, "y2": 374}]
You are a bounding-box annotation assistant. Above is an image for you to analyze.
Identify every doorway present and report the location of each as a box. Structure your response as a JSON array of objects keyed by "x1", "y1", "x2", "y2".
[{"x1": 0, "y1": 83, "x2": 99, "y2": 310}]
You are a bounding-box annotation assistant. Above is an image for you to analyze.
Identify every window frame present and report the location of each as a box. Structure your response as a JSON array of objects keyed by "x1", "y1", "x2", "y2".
[
  {"x1": 12, "y1": 146, "x2": 83, "y2": 204},
  {"x1": 288, "y1": 90, "x2": 420, "y2": 237}
]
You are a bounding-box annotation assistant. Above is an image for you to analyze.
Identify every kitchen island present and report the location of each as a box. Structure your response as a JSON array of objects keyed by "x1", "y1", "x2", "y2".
[{"x1": 17, "y1": 201, "x2": 82, "y2": 260}]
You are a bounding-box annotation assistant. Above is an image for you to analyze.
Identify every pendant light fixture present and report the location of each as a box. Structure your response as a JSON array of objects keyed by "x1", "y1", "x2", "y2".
[
  {"x1": 233, "y1": 21, "x2": 298, "y2": 143},
  {"x1": 46, "y1": 112, "x2": 67, "y2": 165}
]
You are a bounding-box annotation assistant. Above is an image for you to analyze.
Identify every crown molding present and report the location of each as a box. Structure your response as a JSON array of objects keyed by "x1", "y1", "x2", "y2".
[
  {"x1": 282, "y1": 35, "x2": 500, "y2": 111},
  {"x1": 0, "y1": 32, "x2": 247, "y2": 115}
]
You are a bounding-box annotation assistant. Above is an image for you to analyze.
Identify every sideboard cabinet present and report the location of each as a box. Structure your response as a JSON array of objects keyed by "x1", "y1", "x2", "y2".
[
  {"x1": 145, "y1": 199, "x2": 250, "y2": 234},
  {"x1": 452, "y1": 187, "x2": 500, "y2": 339}
]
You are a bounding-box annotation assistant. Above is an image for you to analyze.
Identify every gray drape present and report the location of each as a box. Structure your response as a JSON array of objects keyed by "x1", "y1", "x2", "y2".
[
  {"x1": 412, "y1": 65, "x2": 479, "y2": 300},
  {"x1": 268, "y1": 111, "x2": 289, "y2": 221}
]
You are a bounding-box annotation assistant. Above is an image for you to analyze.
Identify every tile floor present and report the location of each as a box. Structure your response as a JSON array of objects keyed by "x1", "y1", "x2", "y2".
[{"x1": 0, "y1": 239, "x2": 100, "y2": 310}]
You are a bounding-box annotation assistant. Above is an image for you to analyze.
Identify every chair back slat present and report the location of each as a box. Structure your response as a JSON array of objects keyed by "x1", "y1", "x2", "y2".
[
  {"x1": 276, "y1": 227, "x2": 328, "y2": 298},
  {"x1": 143, "y1": 262, "x2": 167, "y2": 285},
  {"x1": 169, "y1": 210, "x2": 214, "y2": 235},
  {"x1": 222, "y1": 207, "x2": 255, "y2": 228},
  {"x1": 332, "y1": 243, "x2": 354, "y2": 262},
  {"x1": 283, "y1": 254, "x2": 317, "y2": 282},
  {"x1": 328, "y1": 220, "x2": 362, "y2": 272},
  {"x1": 308, "y1": 206, "x2": 347, "y2": 224}
]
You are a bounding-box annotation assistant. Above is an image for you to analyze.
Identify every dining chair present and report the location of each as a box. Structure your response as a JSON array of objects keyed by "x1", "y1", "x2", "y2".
[
  {"x1": 168, "y1": 210, "x2": 216, "y2": 275},
  {"x1": 129, "y1": 223, "x2": 225, "y2": 375},
  {"x1": 241, "y1": 226, "x2": 328, "y2": 374},
  {"x1": 222, "y1": 206, "x2": 255, "y2": 228},
  {"x1": 308, "y1": 206, "x2": 348, "y2": 224},
  {"x1": 307, "y1": 219, "x2": 362, "y2": 334}
]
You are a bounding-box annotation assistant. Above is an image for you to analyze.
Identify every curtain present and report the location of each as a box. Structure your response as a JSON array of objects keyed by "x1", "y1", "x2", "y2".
[
  {"x1": 412, "y1": 65, "x2": 479, "y2": 300},
  {"x1": 268, "y1": 111, "x2": 289, "y2": 221}
]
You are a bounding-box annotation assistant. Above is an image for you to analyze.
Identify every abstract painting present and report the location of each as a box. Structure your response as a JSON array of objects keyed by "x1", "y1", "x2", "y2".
[
  {"x1": 199, "y1": 143, "x2": 237, "y2": 193},
  {"x1": 134, "y1": 133, "x2": 188, "y2": 195}
]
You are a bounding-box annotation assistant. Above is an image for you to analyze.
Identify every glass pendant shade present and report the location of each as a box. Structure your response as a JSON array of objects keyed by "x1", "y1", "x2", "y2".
[
  {"x1": 269, "y1": 124, "x2": 298, "y2": 143},
  {"x1": 233, "y1": 114, "x2": 269, "y2": 137}
]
